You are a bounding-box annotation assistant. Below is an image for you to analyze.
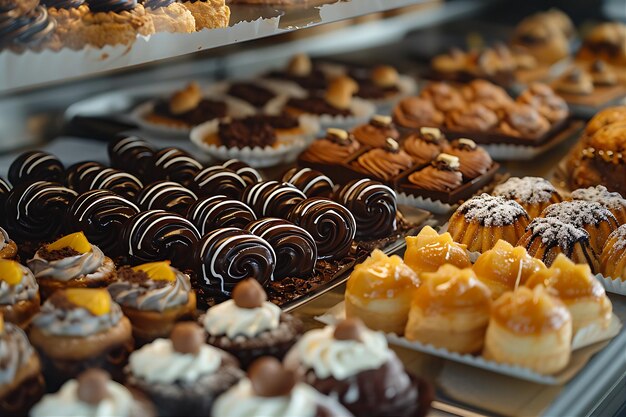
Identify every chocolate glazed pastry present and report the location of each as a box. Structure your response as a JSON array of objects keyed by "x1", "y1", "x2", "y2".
[
  {"x1": 222, "y1": 159, "x2": 263, "y2": 186},
  {"x1": 136, "y1": 181, "x2": 198, "y2": 215},
  {"x1": 218, "y1": 116, "x2": 278, "y2": 149},
  {"x1": 242, "y1": 181, "x2": 306, "y2": 219},
  {"x1": 64, "y1": 190, "x2": 139, "y2": 257},
  {"x1": 192, "y1": 167, "x2": 247, "y2": 200},
  {"x1": 187, "y1": 195, "x2": 257, "y2": 235},
  {"x1": 282, "y1": 167, "x2": 334, "y2": 198},
  {"x1": 0, "y1": 4, "x2": 56, "y2": 51},
  {"x1": 108, "y1": 136, "x2": 155, "y2": 179},
  {"x1": 8, "y1": 151, "x2": 64, "y2": 186},
  {"x1": 0, "y1": 178, "x2": 12, "y2": 228},
  {"x1": 121, "y1": 210, "x2": 200, "y2": 269},
  {"x1": 65, "y1": 161, "x2": 104, "y2": 190},
  {"x1": 149, "y1": 148, "x2": 203, "y2": 187},
  {"x1": 65, "y1": 161, "x2": 144, "y2": 200}
]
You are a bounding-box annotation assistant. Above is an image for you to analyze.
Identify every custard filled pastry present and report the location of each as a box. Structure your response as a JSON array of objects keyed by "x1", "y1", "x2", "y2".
[{"x1": 404, "y1": 226, "x2": 471, "y2": 276}]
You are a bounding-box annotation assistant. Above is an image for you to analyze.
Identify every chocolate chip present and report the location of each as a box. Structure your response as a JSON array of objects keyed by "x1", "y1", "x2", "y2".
[
  {"x1": 249, "y1": 357, "x2": 297, "y2": 397},
  {"x1": 171, "y1": 322, "x2": 205, "y2": 355},
  {"x1": 77, "y1": 369, "x2": 110, "y2": 405},
  {"x1": 333, "y1": 318, "x2": 366, "y2": 342},
  {"x1": 233, "y1": 279, "x2": 267, "y2": 309}
]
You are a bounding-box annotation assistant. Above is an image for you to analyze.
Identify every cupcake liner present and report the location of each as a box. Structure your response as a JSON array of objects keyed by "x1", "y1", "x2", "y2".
[
  {"x1": 595, "y1": 273, "x2": 626, "y2": 296},
  {"x1": 396, "y1": 192, "x2": 457, "y2": 215}
]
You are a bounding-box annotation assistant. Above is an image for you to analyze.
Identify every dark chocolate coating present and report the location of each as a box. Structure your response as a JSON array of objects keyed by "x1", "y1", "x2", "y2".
[
  {"x1": 192, "y1": 167, "x2": 247, "y2": 200},
  {"x1": 336, "y1": 179, "x2": 398, "y2": 239},
  {"x1": 136, "y1": 181, "x2": 198, "y2": 216},
  {"x1": 65, "y1": 189, "x2": 139, "y2": 256},
  {"x1": 66, "y1": 161, "x2": 143, "y2": 201},
  {"x1": 150, "y1": 148, "x2": 203, "y2": 187},
  {"x1": 242, "y1": 181, "x2": 306, "y2": 219},
  {"x1": 221, "y1": 159, "x2": 263, "y2": 186},
  {"x1": 41, "y1": 0, "x2": 85, "y2": 8},
  {"x1": 246, "y1": 218, "x2": 317, "y2": 279},
  {"x1": 8, "y1": 151, "x2": 64, "y2": 186},
  {"x1": 288, "y1": 198, "x2": 356, "y2": 260},
  {"x1": 121, "y1": 210, "x2": 200, "y2": 269},
  {"x1": 66, "y1": 161, "x2": 105, "y2": 191},
  {"x1": 282, "y1": 167, "x2": 334, "y2": 198},
  {"x1": 187, "y1": 195, "x2": 256, "y2": 235},
  {"x1": 107, "y1": 136, "x2": 154, "y2": 179},
  {"x1": 0, "y1": 177, "x2": 12, "y2": 228},
  {"x1": 4, "y1": 181, "x2": 78, "y2": 244},
  {"x1": 193, "y1": 227, "x2": 276, "y2": 296},
  {"x1": 87, "y1": 0, "x2": 136, "y2": 13}
]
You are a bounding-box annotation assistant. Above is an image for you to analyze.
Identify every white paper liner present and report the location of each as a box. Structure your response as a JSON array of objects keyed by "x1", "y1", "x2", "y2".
[
  {"x1": 595, "y1": 273, "x2": 626, "y2": 296},
  {"x1": 316, "y1": 301, "x2": 622, "y2": 385},
  {"x1": 396, "y1": 192, "x2": 456, "y2": 215}
]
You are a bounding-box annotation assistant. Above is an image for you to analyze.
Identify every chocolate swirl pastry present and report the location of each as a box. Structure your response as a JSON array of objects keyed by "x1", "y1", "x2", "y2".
[
  {"x1": 221, "y1": 159, "x2": 262, "y2": 186},
  {"x1": 87, "y1": 0, "x2": 137, "y2": 13},
  {"x1": 192, "y1": 167, "x2": 247, "y2": 200},
  {"x1": 282, "y1": 167, "x2": 334, "y2": 198},
  {"x1": 187, "y1": 195, "x2": 257, "y2": 235},
  {"x1": 121, "y1": 210, "x2": 200, "y2": 269},
  {"x1": 242, "y1": 181, "x2": 306, "y2": 219},
  {"x1": 226, "y1": 82, "x2": 276, "y2": 108},
  {"x1": 193, "y1": 227, "x2": 276, "y2": 296},
  {"x1": 288, "y1": 198, "x2": 356, "y2": 260},
  {"x1": 150, "y1": 148, "x2": 203, "y2": 187},
  {"x1": 140, "y1": 0, "x2": 174, "y2": 9},
  {"x1": 0, "y1": 5, "x2": 56, "y2": 49},
  {"x1": 41, "y1": 0, "x2": 85, "y2": 7},
  {"x1": 337, "y1": 179, "x2": 397, "y2": 239},
  {"x1": 246, "y1": 218, "x2": 317, "y2": 279},
  {"x1": 108, "y1": 136, "x2": 154, "y2": 178},
  {"x1": 136, "y1": 180, "x2": 198, "y2": 215},
  {"x1": 64, "y1": 189, "x2": 139, "y2": 257},
  {"x1": 5, "y1": 181, "x2": 78, "y2": 244},
  {"x1": 65, "y1": 161, "x2": 104, "y2": 190},
  {"x1": 8, "y1": 151, "x2": 64, "y2": 186},
  {"x1": 65, "y1": 162, "x2": 143, "y2": 200}
]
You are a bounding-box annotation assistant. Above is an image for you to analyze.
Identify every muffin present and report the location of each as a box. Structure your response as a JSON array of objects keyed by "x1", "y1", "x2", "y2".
[
  {"x1": 392, "y1": 96, "x2": 445, "y2": 129},
  {"x1": 28, "y1": 289, "x2": 134, "y2": 391},
  {"x1": 126, "y1": 322, "x2": 244, "y2": 416},
  {"x1": 402, "y1": 127, "x2": 448, "y2": 165},
  {"x1": 461, "y1": 80, "x2": 513, "y2": 113},
  {"x1": 420, "y1": 82, "x2": 466, "y2": 113},
  {"x1": 300, "y1": 128, "x2": 360, "y2": 164},
  {"x1": 0, "y1": 259, "x2": 40, "y2": 329},
  {"x1": 516, "y1": 83, "x2": 569, "y2": 123},
  {"x1": 498, "y1": 103, "x2": 551, "y2": 139},
  {"x1": 600, "y1": 225, "x2": 626, "y2": 280},
  {"x1": 0, "y1": 227, "x2": 18, "y2": 260},
  {"x1": 493, "y1": 177, "x2": 563, "y2": 219},
  {"x1": 199, "y1": 279, "x2": 303, "y2": 368},
  {"x1": 448, "y1": 194, "x2": 530, "y2": 252},
  {"x1": 27, "y1": 232, "x2": 117, "y2": 300},
  {"x1": 572, "y1": 186, "x2": 626, "y2": 225},
  {"x1": 142, "y1": 0, "x2": 196, "y2": 33},
  {"x1": 351, "y1": 138, "x2": 413, "y2": 181},
  {"x1": 405, "y1": 264, "x2": 492, "y2": 353},
  {"x1": 446, "y1": 102, "x2": 499, "y2": 132},
  {"x1": 181, "y1": 0, "x2": 230, "y2": 31},
  {"x1": 404, "y1": 225, "x2": 471, "y2": 275},
  {"x1": 352, "y1": 115, "x2": 400, "y2": 147},
  {"x1": 345, "y1": 250, "x2": 421, "y2": 335},
  {"x1": 407, "y1": 153, "x2": 463, "y2": 192},
  {"x1": 484, "y1": 285, "x2": 572, "y2": 374}
]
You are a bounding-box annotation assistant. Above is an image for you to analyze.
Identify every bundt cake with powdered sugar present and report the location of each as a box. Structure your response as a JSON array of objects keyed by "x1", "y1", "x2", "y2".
[
  {"x1": 572, "y1": 185, "x2": 626, "y2": 225},
  {"x1": 492, "y1": 177, "x2": 562, "y2": 219}
]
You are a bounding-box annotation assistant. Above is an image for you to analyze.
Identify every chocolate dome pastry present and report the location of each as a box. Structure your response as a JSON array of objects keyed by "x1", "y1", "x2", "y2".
[
  {"x1": 242, "y1": 181, "x2": 306, "y2": 219},
  {"x1": 288, "y1": 198, "x2": 357, "y2": 261},
  {"x1": 282, "y1": 167, "x2": 335, "y2": 198},
  {"x1": 8, "y1": 151, "x2": 64, "y2": 186},
  {"x1": 246, "y1": 218, "x2": 317, "y2": 279},
  {"x1": 65, "y1": 161, "x2": 105, "y2": 190},
  {"x1": 187, "y1": 195, "x2": 257, "y2": 235},
  {"x1": 300, "y1": 128, "x2": 361, "y2": 165},
  {"x1": 65, "y1": 161, "x2": 144, "y2": 200},
  {"x1": 136, "y1": 180, "x2": 198, "y2": 215},
  {"x1": 108, "y1": 135, "x2": 155, "y2": 179},
  {"x1": 352, "y1": 115, "x2": 400, "y2": 148},
  {"x1": 351, "y1": 138, "x2": 413, "y2": 181},
  {"x1": 192, "y1": 167, "x2": 247, "y2": 200},
  {"x1": 222, "y1": 159, "x2": 263, "y2": 186},
  {"x1": 200, "y1": 279, "x2": 303, "y2": 369},
  {"x1": 149, "y1": 147, "x2": 203, "y2": 186},
  {"x1": 192, "y1": 228, "x2": 276, "y2": 299},
  {"x1": 0, "y1": 177, "x2": 11, "y2": 227},
  {"x1": 0, "y1": 259, "x2": 40, "y2": 329},
  {"x1": 121, "y1": 210, "x2": 201, "y2": 269},
  {"x1": 336, "y1": 179, "x2": 398, "y2": 239},
  {"x1": 402, "y1": 127, "x2": 449, "y2": 165}
]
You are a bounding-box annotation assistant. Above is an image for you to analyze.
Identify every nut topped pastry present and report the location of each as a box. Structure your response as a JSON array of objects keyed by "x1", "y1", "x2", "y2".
[
  {"x1": 352, "y1": 115, "x2": 400, "y2": 148},
  {"x1": 444, "y1": 138, "x2": 493, "y2": 180},
  {"x1": 407, "y1": 153, "x2": 463, "y2": 192},
  {"x1": 402, "y1": 127, "x2": 448, "y2": 165},
  {"x1": 352, "y1": 138, "x2": 413, "y2": 181},
  {"x1": 392, "y1": 96, "x2": 444, "y2": 129},
  {"x1": 404, "y1": 226, "x2": 471, "y2": 276},
  {"x1": 493, "y1": 177, "x2": 562, "y2": 219},
  {"x1": 0, "y1": 259, "x2": 40, "y2": 329},
  {"x1": 300, "y1": 128, "x2": 360, "y2": 164}
]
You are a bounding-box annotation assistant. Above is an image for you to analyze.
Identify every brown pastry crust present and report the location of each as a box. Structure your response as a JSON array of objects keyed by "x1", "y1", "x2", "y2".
[
  {"x1": 0, "y1": 293, "x2": 40, "y2": 329},
  {"x1": 584, "y1": 106, "x2": 626, "y2": 138},
  {"x1": 182, "y1": 0, "x2": 230, "y2": 30},
  {"x1": 517, "y1": 83, "x2": 569, "y2": 123},
  {"x1": 0, "y1": 241, "x2": 18, "y2": 260},
  {"x1": 352, "y1": 118, "x2": 399, "y2": 148},
  {"x1": 77, "y1": 4, "x2": 156, "y2": 48},
  {"x1": 408, "y1": 164, "x2": 462, "y2": 192},
  {"x1": 445, "y1": 141, "x2": 493, "y2": 179},
  {"x1": 578, "y1": 22, "x2": 626, "y2": 66},
  {"x1": 47, "y1": 4, "x2": 90, "y2": 50},
  {"x1": 402, "y1": 133, "x2": 446, "y2": 165}
]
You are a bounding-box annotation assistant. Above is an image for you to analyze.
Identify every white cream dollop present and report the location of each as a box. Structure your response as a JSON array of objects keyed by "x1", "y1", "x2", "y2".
[
  {"x1": 30, "y1": 379, "x2": 135, "y2": 417},
  {"x1": 284, "y1": 325, "x2": 391, "y2": 381},
  {"x1": 128, "y1": 338, "x2": 222, "y2": 384},
  {"x1": 202, "y1": 299, "x2": 280, "y2": 338}
]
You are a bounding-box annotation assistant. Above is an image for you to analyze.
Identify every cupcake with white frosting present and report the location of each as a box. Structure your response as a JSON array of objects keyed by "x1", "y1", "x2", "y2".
[
  {"x1": 0, "y1": 259, "x2": 40, "y2": 329},
  {"x1": 199, "y1": 279, "x2": 303, "y2": 368}
]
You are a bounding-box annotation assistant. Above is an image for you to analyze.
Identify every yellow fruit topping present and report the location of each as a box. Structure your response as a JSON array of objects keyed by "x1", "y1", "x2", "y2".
[
  {"x1": 65, "y1": 289, "x2": 111, "y2": 316},
  {"x1": 47, "y1": 232, "x2": 92, "y2": 254},
  {"x1": 0, "y1": 259, "x2": 23, "y2": 286},
  {"x1": 404, "y1": 226, "x2": 471, "y2": 275},
  {"x1": 132, "y1": 261, "x2": 176, "y2": 282}
]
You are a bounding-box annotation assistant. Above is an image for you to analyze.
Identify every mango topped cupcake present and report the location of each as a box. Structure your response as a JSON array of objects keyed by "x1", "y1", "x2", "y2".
[{"x1": 0, "y1": 259, "x2": 40, "y2": 329}]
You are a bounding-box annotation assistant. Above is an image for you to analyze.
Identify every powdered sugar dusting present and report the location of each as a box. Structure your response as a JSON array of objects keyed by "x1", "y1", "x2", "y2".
[
  {"x1": 608, "y1": 224, "x2": 626, "y2": 251},
  {"x1": 572, "y1": 186, "x2": 626, "y2": 211},
  {"x1": 542, "y1": 200, "x2": 616, "y2": 227},
  {"x1": 493, "y1": 177, "x2": 557, "y2": 204},
  {"x1": 458, "y1": 194, "x2": 528, "y2": 226},
  {"x1": 527, "y1": 217, "x2": 589, "y2": 247}
]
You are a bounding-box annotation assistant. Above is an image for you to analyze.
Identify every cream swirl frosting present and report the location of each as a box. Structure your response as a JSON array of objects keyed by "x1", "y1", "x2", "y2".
[
  {"x1": 27, "y1": 245, "x2": 110, "y2": 282},
  {"x1": 0, "y1": 263, "x2": 38, "y2": 305},
  {"x1": 284, "y1": 325, "x2": 391, "y2": 380},
  {"x1": 201, "y1": 299, "x2": 280, "y2": 338},
  {"x1": 0, "y1": 323, "x2": 35, "y2": 387},
  {"x1": 129, "y1": 338, "x2": 221, "y2": 384},
  {"x1": 30, "y1": 379, "x2": 135, "y2": 417},
  {"x1": 32, "y1": 298, "x2": 123, "y2": 337},
  {"x1": 108, "y1": 269, "x2": 191, "y2": 312}
]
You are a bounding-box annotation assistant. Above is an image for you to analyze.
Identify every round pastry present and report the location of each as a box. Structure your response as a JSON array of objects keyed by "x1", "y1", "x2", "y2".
[
  {"x1": 136, "y1": 180, "x2": 198, "y2": 215},
  {"x1": 444, "y1": 138, "x2": 493, "y2": 180},
  {"x1": 288, "y1": 198, "x2": 356, "y2": 260},
  {"x1": 142, "y1": 0, "x2": 195, "y2": 34},
  {"x1": 192, "y1": 167, "x2": 247, "y2": 200},
  {"x1": 8, "y1": 150, "x2": 64, "y2": 186},
  {"x1": 186, "y1": 195, "x2": 256, "y2": 235},
  {"x1": 126, "y1": 322, "x2": 243, "y2": 417},
  {"x1": 336, "y1": 178, "x2": 397, "y2": 239},
  {"x1": 600, "y1": 225, "x2": 626, "y2": 280},
  {"x1": 150, "y1": 147, "x2": 203, "y2": 186},
  {"x1": 407, "y1": 153, "x2": 463, "y2": 192},
  {"x1": 582, "y1": 106, "x2": 626, "y2": 138},
  {"x1": 526, "y1": 254, "x2": 612, "y2": 332},
  {"x1": 27, "y1": 232, "x2": 117, "y2": 300},
  {"x1": 556, "y1": 68, "x2": 594, "y2": 95},
  {"x1": 108, "y1": 136, "x2": 155, "y2": 179},
  {"x1": 461, "y1": 79, "x2": 513, "y2": 112},
  {"x1": 282, "y1": 167, "x2": 334, "y2": 198},
  {"x1": 516, "y1": 83, "x2": 569, "y2": 123},
  {"x1": 213, "y1": 356, "x2": 353, "y2": 417},
  {"x1": 299, "y1": 128, "x2": 361, "y2": 164},
  {"x1": 30, "y1": 368, "x2": 155, "y2": 417},
  {"x1": 484, "y1": 285, "x2": 572, "y2": 374},
  {"x1": 419, "y1": 82, "x2": 466, "y2": 113},
  {"x1": 180, "y1": 0, "x2": 230, "y2": 31},
  {"x1": 572, "y1": 185, "x2": 626, "y2": 225},
  {"x1": 0, "y1": 227, "x2": 18, "y2": 260},
  {"x1": 392, "y1": 96, "x2": 445, "y2": 129},
  {"x1": 200, "y1": 279, "x2": 303, "y2": 369},
  {"x1": 121, "y1": 210, "x2": 201, "y2": 269},
  {"x1": 245, "y1": 218, "x2": 317, "y2": 279},
  {"x1": 448, "y1": 194, "x2": 530, "y2": 253},
  {"x1": 446, "y1": 102, "x2": 499, "y2": 132},
  {"x1": 473, "y1": 239, "x2": 546, "y2": 300},
  {"x1": 345, "y1": 250, "x2": 420, "y2": 335},
  {"x1": 64, "y1": 190, "x2": 140, "y2": 257},
  {"x1": 402, "y1": 127, "x2": 448, "y2": 165},
  {"x1": 221, "y1": 159, "x2": 263, "y2": 186},
  {"x1": 284, "y1": 319, "x2": 431, "y2": 417},
  {"x1": 493, "y1": 176, "x2": 562, "y2": 219},
  {"x1": 403, "y1": 225, "x2": 470, "y2": 276},
  {"x1": 498, "y1": 103, "x2": 551, "y2": 139},
  {"x1": 0, "y1": 259, "x2": 40, "y2": 329},
  {"x1": 352, "y1": 138, "x2": 413, "y2": 181},
  {"x1": 65, "y1": 161, "x2": 105, "y2": 190},
  {"x1": 242, "y1": 181, "x2": 306, "y2": 219},
  {"x1": 81, "y1": 167, "x2": 144, "y2": 201},
  {"x1": 405, "y1": 264, "x2": 492, "y2": 353},
  {"x1": 0, "y1": 177, "x2": 11, "y2": 227},
  {"x1": 518, "y1": 217, "x2": 599, "y2": 272},
  {"x1": 351, "y1": 115, "x2": 400, "y2": 148},
  {"x1": 28, "y1": 289, "x2": 134, "y2": 391},
  {"x1": 193, "y1": 228, "x2": 276, "y2": 297},
  {"x1": 108, "y1": 261, "x2": 196, "y2": 344},
  {"x1": 0, "y1": 314, "x2": 45, "y2": 417}
]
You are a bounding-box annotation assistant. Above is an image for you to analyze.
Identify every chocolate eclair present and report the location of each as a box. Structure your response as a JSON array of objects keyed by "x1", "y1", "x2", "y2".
[
  {"x1": 351, "y1": 138, "x2": 413, "y2": 181},
  {"x1": 0, "y1": 259, "x2": 40, "y2": 329},
  {"x1": 402, "y1": 127, "x2": 449, "y2": 165},
  {"x1": 300, "y1": 128, "x2": 361, "y2": 164},
  {"x1": 352, "y1": 115, "x2": 400, "y2": 148},
  {"x1": 408, "y1": 153, "x2": 463, "y2": 192}
]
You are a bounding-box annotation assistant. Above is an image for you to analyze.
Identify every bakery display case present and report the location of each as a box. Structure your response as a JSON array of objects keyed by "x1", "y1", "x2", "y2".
[{"x1": 1, "y1": 0, "x2": 626, "y2": 416}]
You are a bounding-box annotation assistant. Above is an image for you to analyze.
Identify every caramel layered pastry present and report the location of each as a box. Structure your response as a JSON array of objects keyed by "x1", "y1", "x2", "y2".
[
  {"x1": 352, "y1": 115, "x2": 400, "y2": 148},
  {"x1": 300, "y1": 128, "x2": 360, "y2": 164},
  {"x1": 404, "y1": 226, "x2": 471, "y2": 276},
  {"x1": 473, "y1": 240, "x2": 547, "y2": 300},
  {"x1": 0, "y1": 259, "x2": 40, "y2": 329},
  {"x1": 405, "y1": 265, "x2": 492, "y2": 353},
  {"x1": 600, "y1": 224, "x2": 626, "y2": 281},
  {"x1": 493, "y1": 176, "x2": 563, "y2": 219},
  {"x1": 443, "y1": 138, "x2": 493, "y2": 180},
  {"x1": 345, "y1": 250, "x2": 421, "y2": 335},
  {"x1": 526, "y1": 254, "x2": 612, "y2": 333},
  {"x1": 402, "y1": 127, "x2": 449, "y2": 165},
  {"x1": 484, "y1": 285, "x2": 572, "y2": 374},
  {"x1": 406, "y1": 153, "x2": 463, "y2": 192}
]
